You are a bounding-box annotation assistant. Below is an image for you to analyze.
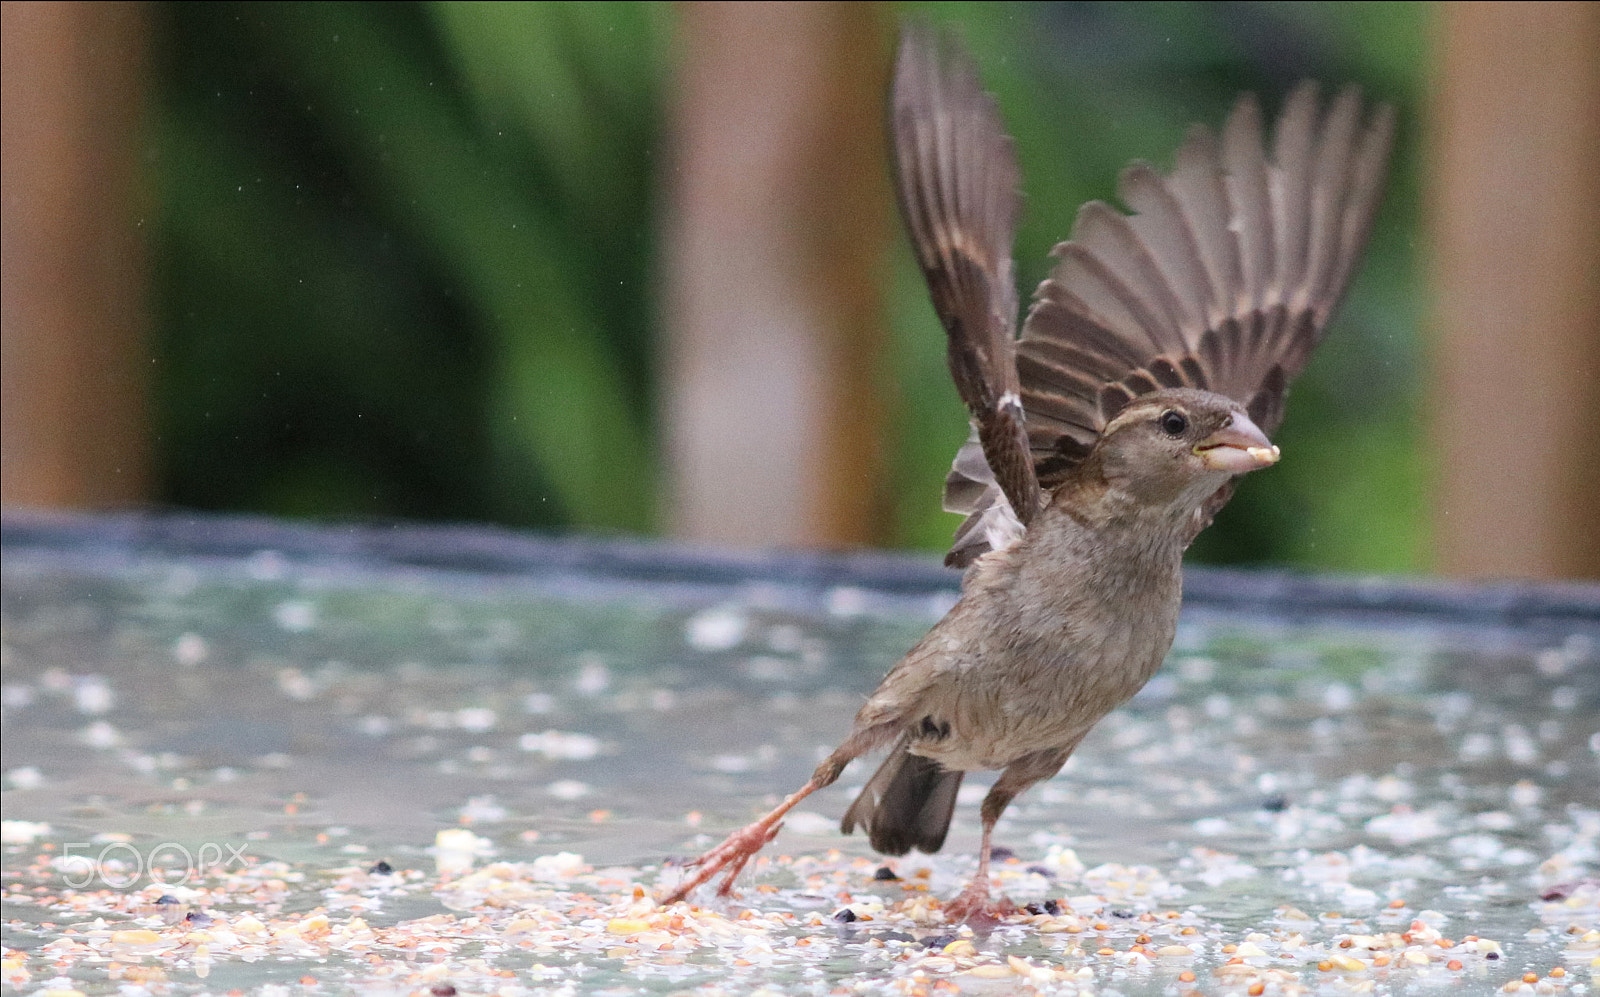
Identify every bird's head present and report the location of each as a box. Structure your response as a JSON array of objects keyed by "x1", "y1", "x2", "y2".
[{"x1": 1091, "y1": 388, "x2": 1279, "y2": 511}]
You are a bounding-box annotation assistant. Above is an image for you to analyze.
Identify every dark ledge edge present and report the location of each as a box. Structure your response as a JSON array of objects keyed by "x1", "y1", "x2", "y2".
[{"x1": 3, "y1": 507, "x2": 1597, "y2": 630}]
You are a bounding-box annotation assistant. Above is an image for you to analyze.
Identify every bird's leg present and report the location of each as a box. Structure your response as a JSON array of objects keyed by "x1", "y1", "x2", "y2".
[
  {"x1": 660, "y1": 778, "x2": 821, "y2": 903},
  {"x1": 662, "y1": 751, "x2": 857, "y2": 905},
  {"x1": 942, "y1": 747, "x2": 1071, "y2": 923},
  {"x1": 942, "y1": 812, "x2": 1014, "y2": 923}
]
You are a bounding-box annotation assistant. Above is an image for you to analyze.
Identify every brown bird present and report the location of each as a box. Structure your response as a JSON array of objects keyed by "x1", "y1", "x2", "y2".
[{"x1": 663, "y1": 25, "x2": 1393, "y2": 922}]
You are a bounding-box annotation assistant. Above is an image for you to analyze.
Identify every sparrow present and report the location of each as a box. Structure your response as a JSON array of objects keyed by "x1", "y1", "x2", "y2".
[{"x1": 663, "y1": 25, "x2": 1393, "y2": 922}]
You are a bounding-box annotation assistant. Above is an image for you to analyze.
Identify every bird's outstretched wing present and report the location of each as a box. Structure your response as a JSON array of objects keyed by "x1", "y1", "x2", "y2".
[
  {"x1": 891, "y1": 25, "x2": 1038, "y2": 566},
  {"x1": 1017, "y1": 83, "x2": 1394, "y2": 494},
  {"x1": 894, "y1": 26, "x2": 1396, "y2": 566}
]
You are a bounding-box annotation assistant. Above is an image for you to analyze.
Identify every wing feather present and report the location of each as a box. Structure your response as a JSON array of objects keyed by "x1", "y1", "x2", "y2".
[
  {"x1": 892, "y1": 25, "x2": 1040, "y2": 555},
  {"x1": 1117, "y1": 161, "x2": 1215, "y2": 340},
  {"x1": 1167, "y1": 124, "x2": 1242, "y2": 329},
  {"x1": 1268, "y1": 81, "x2": 1319, "y2": 309},
  {"x1": 1222, "y1": 94, "x2": 1273, "y2": 310},
  {"x1": 1064, "y1": 203, "x2": 1188, "y2": 351}
]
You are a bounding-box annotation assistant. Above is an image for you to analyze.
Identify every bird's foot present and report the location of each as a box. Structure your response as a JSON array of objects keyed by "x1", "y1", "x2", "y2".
[
  {"x1": 942, "y1": 879, "x2": 1016, "y2": 925},
  {"x1": 660, "y1": 777, "x2": 826, "y2": 905},
  {"x1": 660, "y1": 816, "x2": 784, "y2": 905}
]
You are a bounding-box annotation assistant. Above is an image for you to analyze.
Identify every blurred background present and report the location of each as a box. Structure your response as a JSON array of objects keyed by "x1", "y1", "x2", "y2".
[{"x1": 3, "y1": 1, "x2": 1597, "y2": 578}]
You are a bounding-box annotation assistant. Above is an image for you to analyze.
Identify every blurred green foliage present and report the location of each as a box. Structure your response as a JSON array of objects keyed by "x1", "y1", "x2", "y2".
[
  {"x1": 151, "y1": 1, "x2": 664, "y2": 531},
  {"x1": 148, "y1": 1, "x2": 1426, "y2": 570}
]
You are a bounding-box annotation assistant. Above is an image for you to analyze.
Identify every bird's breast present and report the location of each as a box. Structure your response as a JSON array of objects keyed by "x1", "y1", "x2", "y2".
[{"x1": 908, "y1": 517, "x2": 1184, "y2": 771}]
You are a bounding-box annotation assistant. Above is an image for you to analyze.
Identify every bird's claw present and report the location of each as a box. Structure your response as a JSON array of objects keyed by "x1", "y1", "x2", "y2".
[
  {"x1": 660, "y1": 818, "x2": 786, "y2": 905},
  {"x1": 942, "y1": 881, "x2": 1016, "y2": 925}
]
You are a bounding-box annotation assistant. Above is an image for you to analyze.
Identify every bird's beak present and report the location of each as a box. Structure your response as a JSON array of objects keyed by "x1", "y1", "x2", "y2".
[{"x1": 1194, "y1": 412, "x2": 1280, "y2": 473}]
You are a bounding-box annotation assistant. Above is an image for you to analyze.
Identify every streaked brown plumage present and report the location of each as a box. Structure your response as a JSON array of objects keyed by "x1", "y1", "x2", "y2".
[{"x1": 663, "y1": 24, "x2": 1393, "y2": 922}]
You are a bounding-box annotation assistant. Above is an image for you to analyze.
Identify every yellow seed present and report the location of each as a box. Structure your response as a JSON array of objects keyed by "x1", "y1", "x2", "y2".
[
  {"x1": 232, "y1": 915, "x2": 268, "y2": 936},
  {"x1": 964, "y1": 964, "x2": 1013, "y2": 979},
  {"x1": 606, "y1": 918, "x2": 651, "y2": 934}
]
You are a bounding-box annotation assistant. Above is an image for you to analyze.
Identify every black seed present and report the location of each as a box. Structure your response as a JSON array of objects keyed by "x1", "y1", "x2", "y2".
[
  {"x1": 1112, "y1": 908, "x2": 1135, "y2": 918},
  {"x1": 923, "y1": 933, "x2": 957, "y2": 949},
  {"x1": 430, "y1": 986, "x2": 457, "y2": 997},
  {"x1": 1044, "y1": 899, "x2": 1061, "y2": 915},
  {"x1": 369, "y1": 860, "x2": 394, "y2": 875},
  {"x1": 989, "y1": 846, "x2": 1016, "y2": 861},
  {"x1": 873, "y1": 866, "x2": 900, "y2": 881},
  {"x1": 1261, "y1": 794, "x2": 1290, "y2": 812},
  {"x1": 156, "y1": 895, "x2": 179, "y2": 905},
  {"x1": 185, "y1": 910, "x2": 214, "y2": 925},
  {"x1": 832, "y1": 907, "x2": 857, "y2": 922},
  {"x1": 1025, "y1": 864, "x2": 1051, "y2": 877},
  {"x1": 1485, "y1": 951, "x2": 1499, "y2": 960}
]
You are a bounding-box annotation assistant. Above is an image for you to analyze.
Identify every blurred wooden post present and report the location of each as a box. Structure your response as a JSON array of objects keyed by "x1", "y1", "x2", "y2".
[
  {"x1": 1, "y1": 1, "x2": 150, "y2": 508},
  {"x1": 1430, "y1": 1, "x2": 1600, "y2": 579},
  {"x1": 662, "y1": 2, "x2": 892, "y2": 547}
]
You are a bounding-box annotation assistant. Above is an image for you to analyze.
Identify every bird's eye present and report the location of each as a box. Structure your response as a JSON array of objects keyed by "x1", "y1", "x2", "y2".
[{"x1": 1158, "y1": 410, "x2": 1189, "y2": 437}]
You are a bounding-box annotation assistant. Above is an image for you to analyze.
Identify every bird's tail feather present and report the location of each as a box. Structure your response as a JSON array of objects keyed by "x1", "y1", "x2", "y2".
[{"x1": 841, "y1": 737, "x2": 963, "y2": 856}]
